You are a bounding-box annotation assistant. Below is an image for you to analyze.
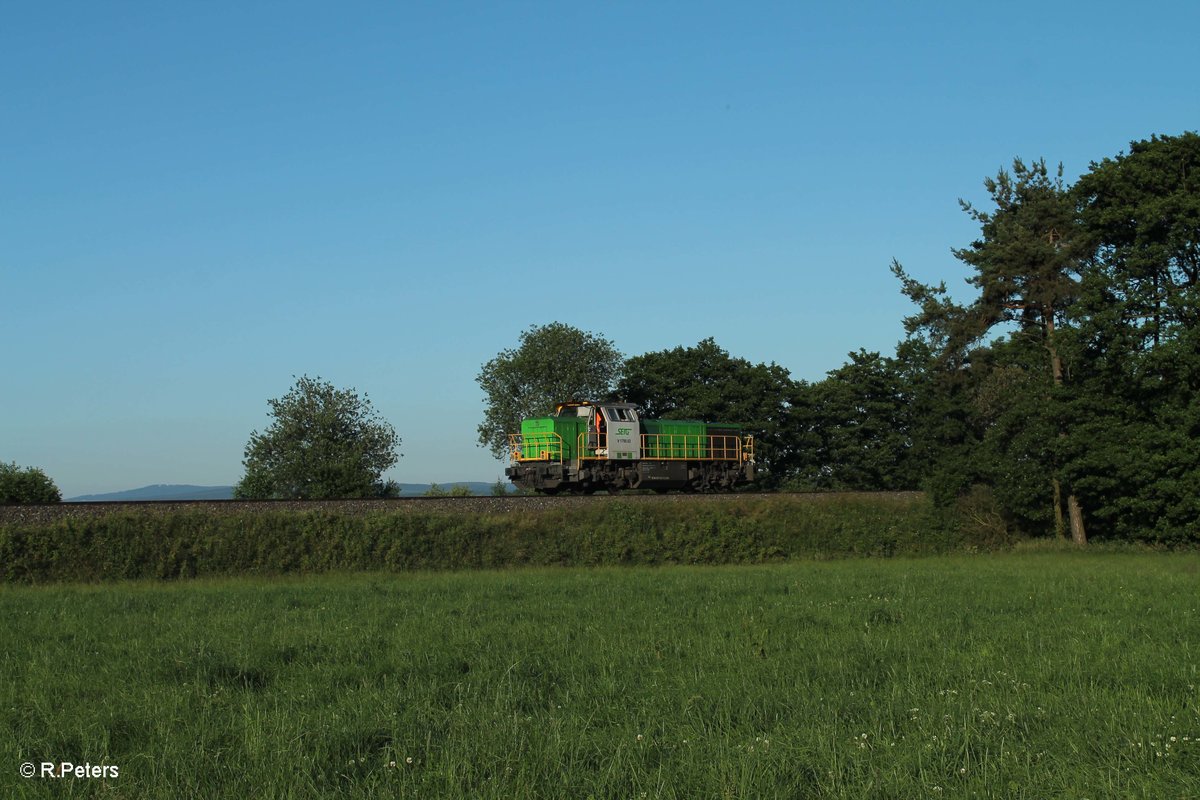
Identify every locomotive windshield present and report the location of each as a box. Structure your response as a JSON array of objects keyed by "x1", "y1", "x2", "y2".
[{"x1": 551, "y1": 401, "x2": 641, "y2": 421}]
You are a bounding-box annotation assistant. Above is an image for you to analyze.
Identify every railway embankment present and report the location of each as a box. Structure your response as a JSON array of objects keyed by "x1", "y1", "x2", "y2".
[{"x1": 0, "y1": 492, "x2": 1005, "y2": 583}]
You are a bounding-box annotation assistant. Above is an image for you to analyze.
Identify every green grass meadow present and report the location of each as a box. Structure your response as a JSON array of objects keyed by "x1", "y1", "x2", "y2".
[{"x1": 2, "y1": 554, "x2": 1198, "y2": 798}]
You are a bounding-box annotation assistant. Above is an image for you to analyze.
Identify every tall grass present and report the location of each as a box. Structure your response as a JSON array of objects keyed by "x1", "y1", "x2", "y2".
[{"x1": 2, "y1": 554, "x2": 1197, "y2": 798}]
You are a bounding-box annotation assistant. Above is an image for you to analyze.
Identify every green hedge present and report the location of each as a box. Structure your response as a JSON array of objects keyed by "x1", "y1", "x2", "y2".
[{"x1": 0, "y1": 496, "x2": 1002, "y2": 583}]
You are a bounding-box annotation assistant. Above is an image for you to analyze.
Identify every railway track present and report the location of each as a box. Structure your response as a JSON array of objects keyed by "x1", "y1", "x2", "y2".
[{"x1": 0, "y1": 492, "x2": 923, "y2": 527}]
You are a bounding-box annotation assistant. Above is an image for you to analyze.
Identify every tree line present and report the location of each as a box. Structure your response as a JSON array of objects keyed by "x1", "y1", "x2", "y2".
[{"x1": 477, "y1": 132, "x2": 1199, "y2": 544}]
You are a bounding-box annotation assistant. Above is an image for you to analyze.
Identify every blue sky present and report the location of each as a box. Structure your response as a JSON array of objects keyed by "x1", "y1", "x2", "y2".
[{"x1": 2, "y1": 1, "x2": 1196, "y2": 497}]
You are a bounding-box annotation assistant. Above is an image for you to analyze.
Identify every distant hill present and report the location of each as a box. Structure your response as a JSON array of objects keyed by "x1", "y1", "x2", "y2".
[
  {"x1": 67, "y1": 485, "x2": 236, "y2": 502},
  {"x1": 66, "y1": 482, "x2": 510, "y2": 502}
]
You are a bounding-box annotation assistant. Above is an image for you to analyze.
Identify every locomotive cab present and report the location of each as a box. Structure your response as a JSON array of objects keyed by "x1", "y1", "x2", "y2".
[
  {"x1": 552, "y1": 401, "x2": 642, "y2": 460},
  {"x1": 597, "y1": 404, "x2": 640, "y2": 460}
]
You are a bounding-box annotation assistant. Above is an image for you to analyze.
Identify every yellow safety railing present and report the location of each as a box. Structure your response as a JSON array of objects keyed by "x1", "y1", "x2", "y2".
[
  {"x1": 508, "y1": 432, "x2": 565, "y2": 463},
  {"x1": 641, "y1": 433, "x2": 743, "y2": 460},
  {"x1": 572, "y1": 432, "x2": 754, "y2": 462},
  {"x1": 575, "y1": 432, "x2": 608, "y2": 460}
]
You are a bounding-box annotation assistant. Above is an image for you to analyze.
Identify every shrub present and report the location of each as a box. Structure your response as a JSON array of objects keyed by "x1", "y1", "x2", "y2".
[{"x1": 0, "y1": 462, "x2": 61, "y2": 504}]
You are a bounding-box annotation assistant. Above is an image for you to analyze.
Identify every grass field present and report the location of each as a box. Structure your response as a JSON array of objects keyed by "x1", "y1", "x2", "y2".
[{"x1": 2, "y1": 553, "x2": 1198, "y2": 798}]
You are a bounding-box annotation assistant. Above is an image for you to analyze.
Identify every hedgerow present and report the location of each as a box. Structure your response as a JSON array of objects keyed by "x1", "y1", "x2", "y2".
[{"x1": 0, "y1": 495, "x2": 1001, "y2": 583}]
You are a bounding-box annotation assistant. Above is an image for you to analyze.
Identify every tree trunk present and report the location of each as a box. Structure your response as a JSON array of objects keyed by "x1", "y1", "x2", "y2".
[
  {"x1": 1067, "y1": 493, "x2": 1087, "y2": 546},
  {"x1": 1045, "y1": 312, "x2": 1087, "y2": 545},
  {"x1": 1052, "y1": 478, "x2": 1066, "y2": 539}
]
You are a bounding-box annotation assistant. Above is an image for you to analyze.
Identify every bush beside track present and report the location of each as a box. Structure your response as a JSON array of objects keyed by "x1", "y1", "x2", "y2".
[{"x1": 0, "y1": 494, "x2": 1009, "y2": 583}]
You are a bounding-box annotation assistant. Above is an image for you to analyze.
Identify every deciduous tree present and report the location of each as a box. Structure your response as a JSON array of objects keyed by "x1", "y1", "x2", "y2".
[
  {"x1": 234, "y1": 376, "x2": 400, "y2": 499},
  {"x1": 797, "y1": 349, "x2": 920, "y2": 491},
  {"x1": 476, "y1": 323, "x2": 623, "y2": 460}
]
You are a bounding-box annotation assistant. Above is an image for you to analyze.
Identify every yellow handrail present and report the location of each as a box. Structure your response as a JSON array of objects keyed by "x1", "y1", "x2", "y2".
[
  {"x1": 508, "y1": 432, "x2": 565, "y2": 463},
  {"x1": 641, "y1": 433, "x2": 742, "y2": 460},
  {"x1": 576, "y1": 431, "x2": 607, "y2": 460},
  {"x1": 573, "y1": 432, "x2": 752, "y2": 461}
]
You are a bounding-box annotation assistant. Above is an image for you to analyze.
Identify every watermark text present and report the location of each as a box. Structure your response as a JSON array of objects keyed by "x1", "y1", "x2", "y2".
[{"x1": 20, "y1": 761, "x2": 120, "y2": 779}]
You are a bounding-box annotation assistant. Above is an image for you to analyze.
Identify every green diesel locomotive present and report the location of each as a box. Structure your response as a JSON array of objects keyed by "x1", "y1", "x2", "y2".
[{"x1": 505, "y1": 401, "x2": 755, "y2": 493}]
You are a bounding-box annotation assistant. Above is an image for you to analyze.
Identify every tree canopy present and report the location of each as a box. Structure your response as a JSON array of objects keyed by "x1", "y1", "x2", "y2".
[
  {"x1": 617, "y1": 338, "x2": 800, "y2": 484},
  {"x1": 476, "y1": 322, "x2": 623, "y2": 460},
  {"x1": 792, "y1": 349, "x2": 921, "y2": 492},
  {"x1": 1075, "y1": 132, "x2": 1200, "y2": 344},
  {"x1": 234, "y1": 376, "x2": 400, "y2": 500}
]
